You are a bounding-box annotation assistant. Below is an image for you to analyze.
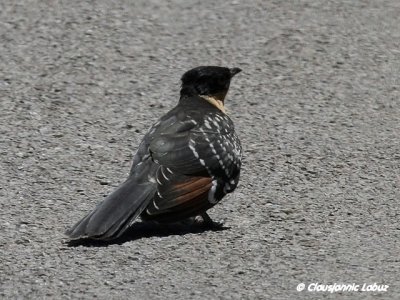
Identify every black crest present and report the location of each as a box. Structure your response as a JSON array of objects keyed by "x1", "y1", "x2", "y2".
[{"x1": 181, "y1": 66, "x2": 241, "y2": 97}]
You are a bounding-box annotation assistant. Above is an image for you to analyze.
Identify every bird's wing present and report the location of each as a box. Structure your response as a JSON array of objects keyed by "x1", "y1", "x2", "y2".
[
  {"x1": 142, "y1": 111, "x2": 242, "y2": 221},
  {"x1": 149, "y1": 115, "x2": 241, "y2": 180},
  {"x1": 143, "y1": 166, "x2": 215, "y2": 222}
]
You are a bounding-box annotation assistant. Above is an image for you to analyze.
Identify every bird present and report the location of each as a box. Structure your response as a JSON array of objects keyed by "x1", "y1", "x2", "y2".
[{"x1": 66, "y1": 66, "x2": 242, "y2": 240}]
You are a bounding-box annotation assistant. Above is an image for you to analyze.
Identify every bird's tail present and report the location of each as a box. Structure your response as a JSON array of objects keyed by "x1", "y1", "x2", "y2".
[{"x1": 66, "y1": 172, "x2": 156, "y2": 240}]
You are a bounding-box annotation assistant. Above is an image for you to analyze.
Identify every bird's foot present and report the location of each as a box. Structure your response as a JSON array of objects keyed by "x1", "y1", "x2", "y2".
[{"x1": 192, "y1": 213, "x2": 226, "y2": 230}]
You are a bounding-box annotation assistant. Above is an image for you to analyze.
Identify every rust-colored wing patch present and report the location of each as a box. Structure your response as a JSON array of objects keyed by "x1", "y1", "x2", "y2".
[{"x1": 142, "y1": 168, "x2": 214, "y2": 222}]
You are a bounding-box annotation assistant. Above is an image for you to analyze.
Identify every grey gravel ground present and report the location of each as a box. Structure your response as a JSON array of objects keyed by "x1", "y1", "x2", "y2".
[{"x1": 1, "y1": 0, "x2": 399, "y2": 299}]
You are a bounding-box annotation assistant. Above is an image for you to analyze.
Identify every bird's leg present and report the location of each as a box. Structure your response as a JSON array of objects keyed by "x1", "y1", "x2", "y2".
[
  {"x1": 194, "y1": 212, "x2": 225, "y2": 229},
  {"x1": 179, "y1": 213, "x2": 226, "y2": 229}
]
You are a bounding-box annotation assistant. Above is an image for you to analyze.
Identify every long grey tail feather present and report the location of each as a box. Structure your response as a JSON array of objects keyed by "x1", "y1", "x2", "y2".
[{"x1": 66, "y1": 175, "x2": 156, "y2": 240}]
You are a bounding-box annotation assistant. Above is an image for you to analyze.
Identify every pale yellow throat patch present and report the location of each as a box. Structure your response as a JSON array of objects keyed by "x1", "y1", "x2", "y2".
[{"x1": 200, "y1": 95, "x2": 226, "y2": 113}]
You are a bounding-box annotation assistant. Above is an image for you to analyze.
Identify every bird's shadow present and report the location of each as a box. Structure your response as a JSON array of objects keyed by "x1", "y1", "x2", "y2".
[{"x1": 66, "y1": 221, "x2": 230, "y2": 247}]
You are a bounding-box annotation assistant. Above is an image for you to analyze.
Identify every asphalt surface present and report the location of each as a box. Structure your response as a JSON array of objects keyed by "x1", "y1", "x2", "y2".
[{"x1": 1, "y1": 1, "x2": 399, "y2": 299}]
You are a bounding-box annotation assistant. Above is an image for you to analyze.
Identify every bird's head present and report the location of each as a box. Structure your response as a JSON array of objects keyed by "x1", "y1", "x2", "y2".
[{"x1": 180, "y1": 66, "x2": 241, "y2": 102}]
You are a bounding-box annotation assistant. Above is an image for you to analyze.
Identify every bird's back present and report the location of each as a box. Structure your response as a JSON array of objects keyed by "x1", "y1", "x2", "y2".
[{"x1": 139, "y1": 95, "x2": 242, "y2": 222}]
